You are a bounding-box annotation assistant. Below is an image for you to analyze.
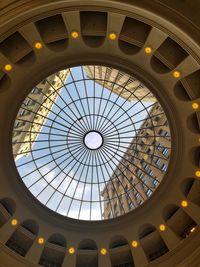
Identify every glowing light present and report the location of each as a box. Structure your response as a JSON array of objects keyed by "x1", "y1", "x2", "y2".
[
  {"x1": 71, "y1": 31, "x2": 79, "y2": 39},
  {"x1": 181, "y1": 200, "x2": 188, "y2": 208},
  {"x1": 159, "y1": 224, "x2": 166, "y2": 231},
  {"x1": 4, "y1": 64, "x2": 12, "y2": 72},
  {"x1": 190, "y1": 227, "x2": 196, "y2": 233},
  {"x1": 108, "y1": 32, "x2": 117, "y2": 40},
  {"x1": 100, "y1": 248, "x2": 107, "y2": 255},
  {"x1": 173, "y1": 71, "x2": 181, "y2": 78},
  {"x1": 68, "y1": 247, "x2": 75, "y2": 254},
  {"x1": 195, "y1": 170, "x2": 200, "y2": 178},
  {"x1": 34, "y1": 42, "x2": 43, "y2": 49},
  {"x1": 131, "y1": 240, "x2": 138, "y2": 248},
  {"x1": 11, "y1": 219, "x2": 18, "y2": 226},
  {"x1": 144, "y1": 46, "x2": 152, "y2": 54},
  {"x1": 192, "y1": 102, "x2": 199, "y2": 110},
  {"x1": 37, "y1": 237, "x2": 45, "y2": 245}
]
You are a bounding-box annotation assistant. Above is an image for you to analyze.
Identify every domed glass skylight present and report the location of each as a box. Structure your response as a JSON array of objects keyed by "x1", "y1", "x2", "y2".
[{"x1": 12, "y1": 65, "x2": 171, "y2": 220}]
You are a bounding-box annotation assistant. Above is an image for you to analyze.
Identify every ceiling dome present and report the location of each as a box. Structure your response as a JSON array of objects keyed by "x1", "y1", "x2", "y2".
[{"x1": 0, "y1": 1, "x2": 200, "y2": 267}]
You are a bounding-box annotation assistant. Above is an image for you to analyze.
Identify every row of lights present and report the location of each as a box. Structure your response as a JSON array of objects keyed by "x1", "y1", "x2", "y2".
[
  {"x1": 4, "y1": 31, "x2": 200, "y2": 113},
  {"x1": 2, "y1": 32, "x2": 181, "y2": 81},
  {"x1": 7, "y1": 37, "x2": 200, "y2": 111},
  {"x1": 6, "y1": 28, "x2": 200, "y2": 112},
  {"x1": 9, "y1": 198, "x2": 193, "y2": 255},
  {"x1": 7, "y1": 42, "x2": 198, "y2": 111}
]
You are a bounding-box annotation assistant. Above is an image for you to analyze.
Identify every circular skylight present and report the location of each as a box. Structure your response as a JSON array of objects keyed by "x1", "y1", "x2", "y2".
[
  {"x1": 84, "y1": 131, "x2": 103, "y2": 150},
  {"x1": 12, "y1": 65, "x2": 171, "y2": 220}
]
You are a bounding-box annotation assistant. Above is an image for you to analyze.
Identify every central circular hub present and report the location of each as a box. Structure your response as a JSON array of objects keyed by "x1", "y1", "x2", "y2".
[{"x1": 84, "y1": 131, "x2": 103, "y2": 150}]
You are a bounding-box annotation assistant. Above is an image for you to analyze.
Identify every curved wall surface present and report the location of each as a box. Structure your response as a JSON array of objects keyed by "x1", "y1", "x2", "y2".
[{"x1": 0, "y1": 1, "x2": 200, "y2": 267}]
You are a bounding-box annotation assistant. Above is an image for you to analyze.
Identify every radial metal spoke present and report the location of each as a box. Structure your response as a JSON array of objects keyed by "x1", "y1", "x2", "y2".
[
  {"x1": 66, "y1": 68, "x2": 91, "y2": 131},
  {"x1": 28, "y1": 90, "x2": 87, "y2": 135},
  {"x1": 44, "y1": 77, "x2": 89, "y2": 133}
]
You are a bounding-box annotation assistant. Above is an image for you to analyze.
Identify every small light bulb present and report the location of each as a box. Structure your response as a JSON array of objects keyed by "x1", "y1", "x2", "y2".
[
  {"x1": 195, "y1": 170, "x2": 200, "y2": 177},
  {"x1": 192, "y1": 102, "x2": 199, "y2": 110},
  {"x1": 4, "y1": 64, "x2": 12, "y2": 72},
  {"x1": 34, "y1": 42, "x2": 43, "y2": 49},
  {"x1": 11, "y1": 219, "x2": 18, "y2": 226},
  {"x1": 144, "y1": 46, "x2": 152, "y2": 54},
  {"x1": 108, "y1": 32, "x2": 117, "y2": 40},
  {"x1": 131, "y1": 240, "x2": 138, "y2": 248},
  {"x1": 181, "y1": 200, "x2": 188, "y2": 208},
  {"x1": 159, "y1": 224, "x2": 166, "y2": 231},
  {"x1": 100, "y1": 248, "x2": 107, "y2": 255},
  {"x1": 38, "y1": 237, "x2": 45, "y2": 245},
  {"x1": 68, "y1": 247, "x2": 75, "y2": 254},
  {"x1": 71, "y1": 31, "x2": 79, "y2": 39},
  {"x1": 173, "y1": 71, "x2": 181, "y2": 78}
]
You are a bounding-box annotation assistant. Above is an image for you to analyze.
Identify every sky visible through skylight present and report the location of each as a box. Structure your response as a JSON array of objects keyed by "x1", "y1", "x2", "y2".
[{"x1": 14, "y1": 66, "x2": 154, "y2": 220}]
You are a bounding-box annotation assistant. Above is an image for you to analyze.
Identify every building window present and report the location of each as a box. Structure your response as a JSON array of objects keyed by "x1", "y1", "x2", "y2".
[
  {"x1": 138, "y1": 172, "x2": 144, "y2": 179},
  {"x1": 162, "y1": 148, "x2": 169, "y2": 156},
  {"x1": 135, "y1": 192, "x2": 140, "y2": 199},
  {"x1": 155, "y1": 158, "x2": 161, "y2": 166},
  {"x1": 138, "y1": 200, "x2": 143, "y2": 205},
  {"x1": 129, "y1": 202, "x2": 134, "y2": 209},
  {"x1": 143, "y1": 163, "x2": 149, "y2": 170},
  {"x1": 146, "y1": 189, "x2": 152, "y2": 197},
  {"x1": 161, "y1": 164, "x2": 167, "y2": 172},
  {"x1": 148, "y1": 170, "x2": 154, "y2": 177},
  {"x1": 156, "y1": 143, "x2": 165, "y2": 151},
  {"x1": 153, "y1": 179, "x2": 159, "y2": 187},
  {"x1": 14, "y1": 121, "x2": 20, "y2": 128}
]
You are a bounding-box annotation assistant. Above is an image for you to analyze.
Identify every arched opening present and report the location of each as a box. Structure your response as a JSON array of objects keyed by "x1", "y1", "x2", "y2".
[
  {"x1": 6, "y1": 219, "x2": 38, "y2": 257},
  {"x1": 109, "y1": 236, "x2": 135, "y2": 267},
  {"x1": 80, "y1": 11, "x2": 107, "y2": 48},
  {"x1": 39, "y1": 233, "x2": 66, "y2": 267},
  {"x1": 76, "y1": 239, "x2": 98, "y2": 267},
  {"x1": 118, "y1": 17, "x2": 151, "y2": 55},
  {"x1": 150, "y1": 37, "x2": 188, "y2": 74},
  {"x1": 78, "y1": 239, "x2": 97, "y2": 250},
  {"x1": 21, "y1": 219, "x2": 39, "y2": 235},
  {"x1": 139, "y1": 224, "x2": 169, "y2": 262},
  {"x1": 163, "y1": 204, "x2": 197, "y2": 239},
  {"x1": 0, "y1": 198, "x2": 15, "y2": 227},
  {"x1": 35, "y1": 14, "x2": 69, "y2": 52}
]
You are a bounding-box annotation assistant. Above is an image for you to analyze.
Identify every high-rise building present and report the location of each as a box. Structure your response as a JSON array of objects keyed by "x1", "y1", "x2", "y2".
[
  {"x1": 12, "y1": 70, "x2": 70, "y2": 159},
  {"x1": 101, "y1": 103, "x2": 171, "y2": 219},
  {"x1": 84, "y1": 66, "x2": 155, "y2": 102}
]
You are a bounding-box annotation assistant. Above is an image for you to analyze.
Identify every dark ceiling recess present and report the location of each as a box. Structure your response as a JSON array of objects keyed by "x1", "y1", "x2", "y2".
[
  {"x1": 81, "y1": 11, "x2": 107, "y2": 47},
  {"x1": 119, "y1": 17, "x2": 151, "y2": 55}
]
